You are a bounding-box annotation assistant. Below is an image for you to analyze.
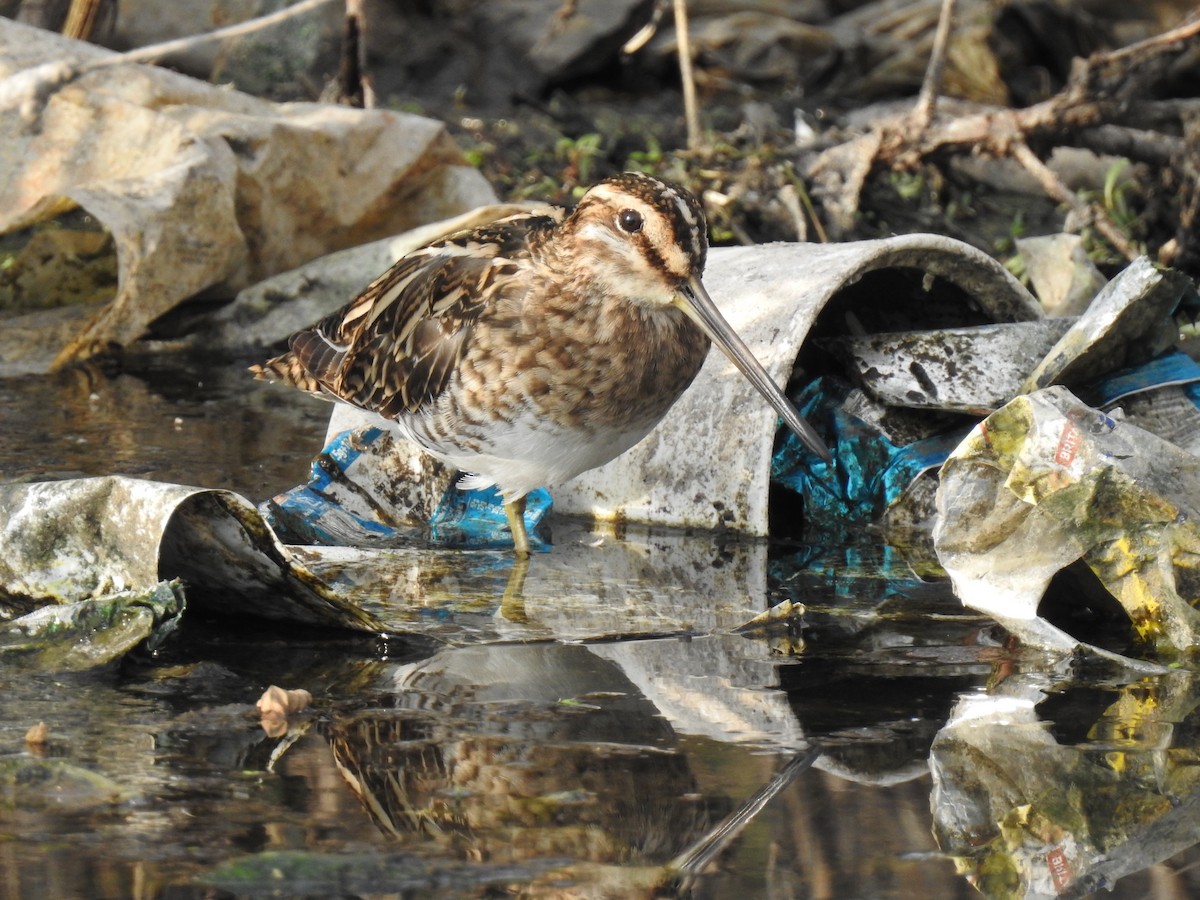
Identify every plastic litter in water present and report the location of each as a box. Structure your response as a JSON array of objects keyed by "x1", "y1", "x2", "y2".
[
  {"x1": 770, "y1": 376, "x2": 971, "y2": 538},
  {"x1": 262, "y1": 352, "x2": 1200, "y2": 550},
  {"x1": 264, "y1": 426, "x2": 552, "y2": 549}
]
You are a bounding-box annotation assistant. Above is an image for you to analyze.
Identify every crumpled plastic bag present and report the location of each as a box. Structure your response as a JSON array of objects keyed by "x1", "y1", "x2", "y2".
[
  {"x1": 0, "y1": 18, "x2": 494, "y2": 373},
  {"x1": 934, "y1": 386, "x2": 1200, "y2": 660}
]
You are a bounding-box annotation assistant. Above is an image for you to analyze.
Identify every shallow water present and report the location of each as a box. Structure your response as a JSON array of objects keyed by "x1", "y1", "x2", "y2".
[{"x1": 2, "y1": 357, "x2": 1200, "y2": 899}]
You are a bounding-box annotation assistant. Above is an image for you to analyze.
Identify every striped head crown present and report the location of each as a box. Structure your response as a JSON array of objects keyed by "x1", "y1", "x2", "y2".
[{"x1": 564, "y1": 173, "x2": 709, "y2": 305}]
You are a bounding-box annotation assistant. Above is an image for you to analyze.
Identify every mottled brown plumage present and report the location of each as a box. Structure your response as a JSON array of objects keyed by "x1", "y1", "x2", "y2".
[{"x1": 253, "y1": 173, "x2": 829, "y2": 555}]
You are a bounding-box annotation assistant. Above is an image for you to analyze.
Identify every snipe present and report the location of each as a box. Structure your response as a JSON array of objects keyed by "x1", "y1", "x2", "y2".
[{"x1": 253, "y1": 173, "x2": 830, "y2": 555}]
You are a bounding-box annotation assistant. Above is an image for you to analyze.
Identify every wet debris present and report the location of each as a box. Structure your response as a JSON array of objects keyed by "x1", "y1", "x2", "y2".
[
  {"x1": 735, "y1": 599, "x2": 807, "y2": 656},
  {"x1": 930, "y1": 668, "x2": 1200, "y2": 896},
  {"x1": 0, "y1": 581, "x2": 183, "y2": 672},
  {"x1": 814, "y1": 256, "x2": 1200, "y2": 663},
  {"x1": 0, "y1": 476, "x2": 384, "y2": 650},
  {"x1": 256, "y1": 685, "x2": 313, "y2": 738},
  {"x1": 256, "y1": 685, "x2": 313, "y2": 719},
  {"x1": 735, "y1": 599, "x2": 806, "y2": 633},
  {"x1": 935, "y1": 386, "x2": 1200, "y2": 661},
  {"x1": 23, "y1": 721, "x2": 48, "y2": 753},
  {"x1": 770, "y1": 250, "x2": 1200, "y2": 663},
  {"x1": 0, "y1": 756, "x2": 135, "y2": 811}
]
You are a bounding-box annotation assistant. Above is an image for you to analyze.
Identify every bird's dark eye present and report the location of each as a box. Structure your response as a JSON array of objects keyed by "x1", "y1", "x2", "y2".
[{"x1": 617, "y1": 209, "x2": 644, "y2": 233}]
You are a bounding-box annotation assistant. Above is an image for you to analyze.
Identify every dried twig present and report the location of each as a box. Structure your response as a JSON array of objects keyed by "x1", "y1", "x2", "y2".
[
  {"x1": 333, "y1": 0, "x2": 376, "y2": 108},
  {"x1": 779, "y1": 184, "x2": 808, "y2": 242},
  {"x1": 905, "y1": 17, "x2": 1200, "y2": 160},
  {"x1": 61, "y1": 0, "x2": 106, "y2": 41},
  {"x1": 809, "y1": 16, "x2": 1200, "y2": 252},
  {"x1": 792, "y1": 176, "x2": 829, "y2": 244},
  {"x1": 911, "y1": 0, "x2": 956, "y2": 134},
  {"x1": 673, "y1": 0, "x2": 702, "y2": 150},
  {"x1": 110, "y1": 0, "x2": 337, "y2": 67},
  {"x1": 1010, "y1": 140, "x2": 1140, "y2": 261}
]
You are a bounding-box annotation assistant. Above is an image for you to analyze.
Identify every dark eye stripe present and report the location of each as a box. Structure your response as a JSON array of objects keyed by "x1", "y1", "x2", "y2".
[
  {"x1": 637, "y1": 232, "x2": 670, "y2": 281},
  {"x1": 576, "y1": 173, "x2": 709, "y2": 274}
]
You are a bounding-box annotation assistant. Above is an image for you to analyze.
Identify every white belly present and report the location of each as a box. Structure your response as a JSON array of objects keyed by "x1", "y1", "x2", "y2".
[{"x1": 394, "y1": 410, "x2": 656, "y2": 503}]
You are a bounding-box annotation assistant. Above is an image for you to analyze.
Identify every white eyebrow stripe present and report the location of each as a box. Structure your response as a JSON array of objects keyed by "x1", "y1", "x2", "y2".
[{"x1": 671, "y1": 190, "x2": 696, "y2": 228}]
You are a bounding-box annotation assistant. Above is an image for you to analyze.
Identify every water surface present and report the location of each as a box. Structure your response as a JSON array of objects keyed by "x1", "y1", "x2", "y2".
[{"x1": 2, "y1": 357, "x2": 1199, "y2": 899}]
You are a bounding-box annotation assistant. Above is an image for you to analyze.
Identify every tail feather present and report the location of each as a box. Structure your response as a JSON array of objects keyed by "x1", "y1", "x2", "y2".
[{"x1": 249, "y1": 352, "x2": 328, "y2": 397}]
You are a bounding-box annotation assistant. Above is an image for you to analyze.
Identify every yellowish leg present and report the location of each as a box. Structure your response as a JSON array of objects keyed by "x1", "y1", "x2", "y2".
[
  {"x1": 504, "y1": 496, "x2": 531, "y2": 557},
  {"x1": 499, "y1": 555, "x2": 530, "y2": 622}
]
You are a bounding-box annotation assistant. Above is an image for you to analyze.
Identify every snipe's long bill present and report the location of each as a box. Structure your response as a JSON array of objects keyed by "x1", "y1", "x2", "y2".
[
  {"x1": 253, "y1": 172, "x2": 831, "y2": 556},
  {"x1": 674, "y1": 272, "x2": 830, "y2": 467}
]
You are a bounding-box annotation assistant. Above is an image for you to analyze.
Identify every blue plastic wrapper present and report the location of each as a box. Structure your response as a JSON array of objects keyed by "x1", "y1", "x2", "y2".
[
  {"x1": 263, "y1": 426, "x2": 552, "y2": 549},
  {"x1": 1085, "y1": 350, "x2": 1200, "y2": 405},
  {"x1": 774, "y1": 355, "x2": 1200, "y2": 540},
  {"x1": 428, "y1": 483, "x2": 553, "y2": 550},
  {"x1": 771, "y1": 377, "x2": 970, "y2": 537}
]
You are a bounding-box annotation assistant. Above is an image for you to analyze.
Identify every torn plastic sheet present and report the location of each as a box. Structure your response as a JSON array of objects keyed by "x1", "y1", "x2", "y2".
[
  {"x1": 817, "y1": 256, "x2": 1195, "y2": 419},
  {"x1": 0, "y1": 476, "x2": 382, "y2": 634},
  {"x1": 821, "y1": 319, "x2": 1075, "y2": 415},
  {"x1": 0, "y1": 18, "x2": 495, "y2": 374},
  {"x1": 934, "y1": 386, "x2": 1200, "y2": 659},
  {"x1": 930, "y1": 669, "x2": 1200, "y2": 897},
  {"x1": 1021, "y1": 256, "x2": 1195, "y2": 394}
]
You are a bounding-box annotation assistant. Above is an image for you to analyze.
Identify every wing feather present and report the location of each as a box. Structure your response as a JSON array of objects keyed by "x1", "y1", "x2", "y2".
[{"x1": 264, "y1": 209, "x2": 556, "y2": 418}]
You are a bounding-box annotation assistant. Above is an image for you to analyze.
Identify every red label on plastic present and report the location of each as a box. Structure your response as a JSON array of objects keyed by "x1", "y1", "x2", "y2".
[
  {"x1": 1047, "y1": 846, "x2": 1072, "y2": 891},
  {"x1": 1054, "y1": 422, "x2": 1081, "y2": 466}
]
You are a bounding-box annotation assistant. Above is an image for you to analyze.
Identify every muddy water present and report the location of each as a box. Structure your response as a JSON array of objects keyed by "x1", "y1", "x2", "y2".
[
  {"x1": 0, "y1": 353, "x2": 329, "y2": 498},
  {"x1": 2, "y1": 357, "x2": 1200, "y2": 899}
]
